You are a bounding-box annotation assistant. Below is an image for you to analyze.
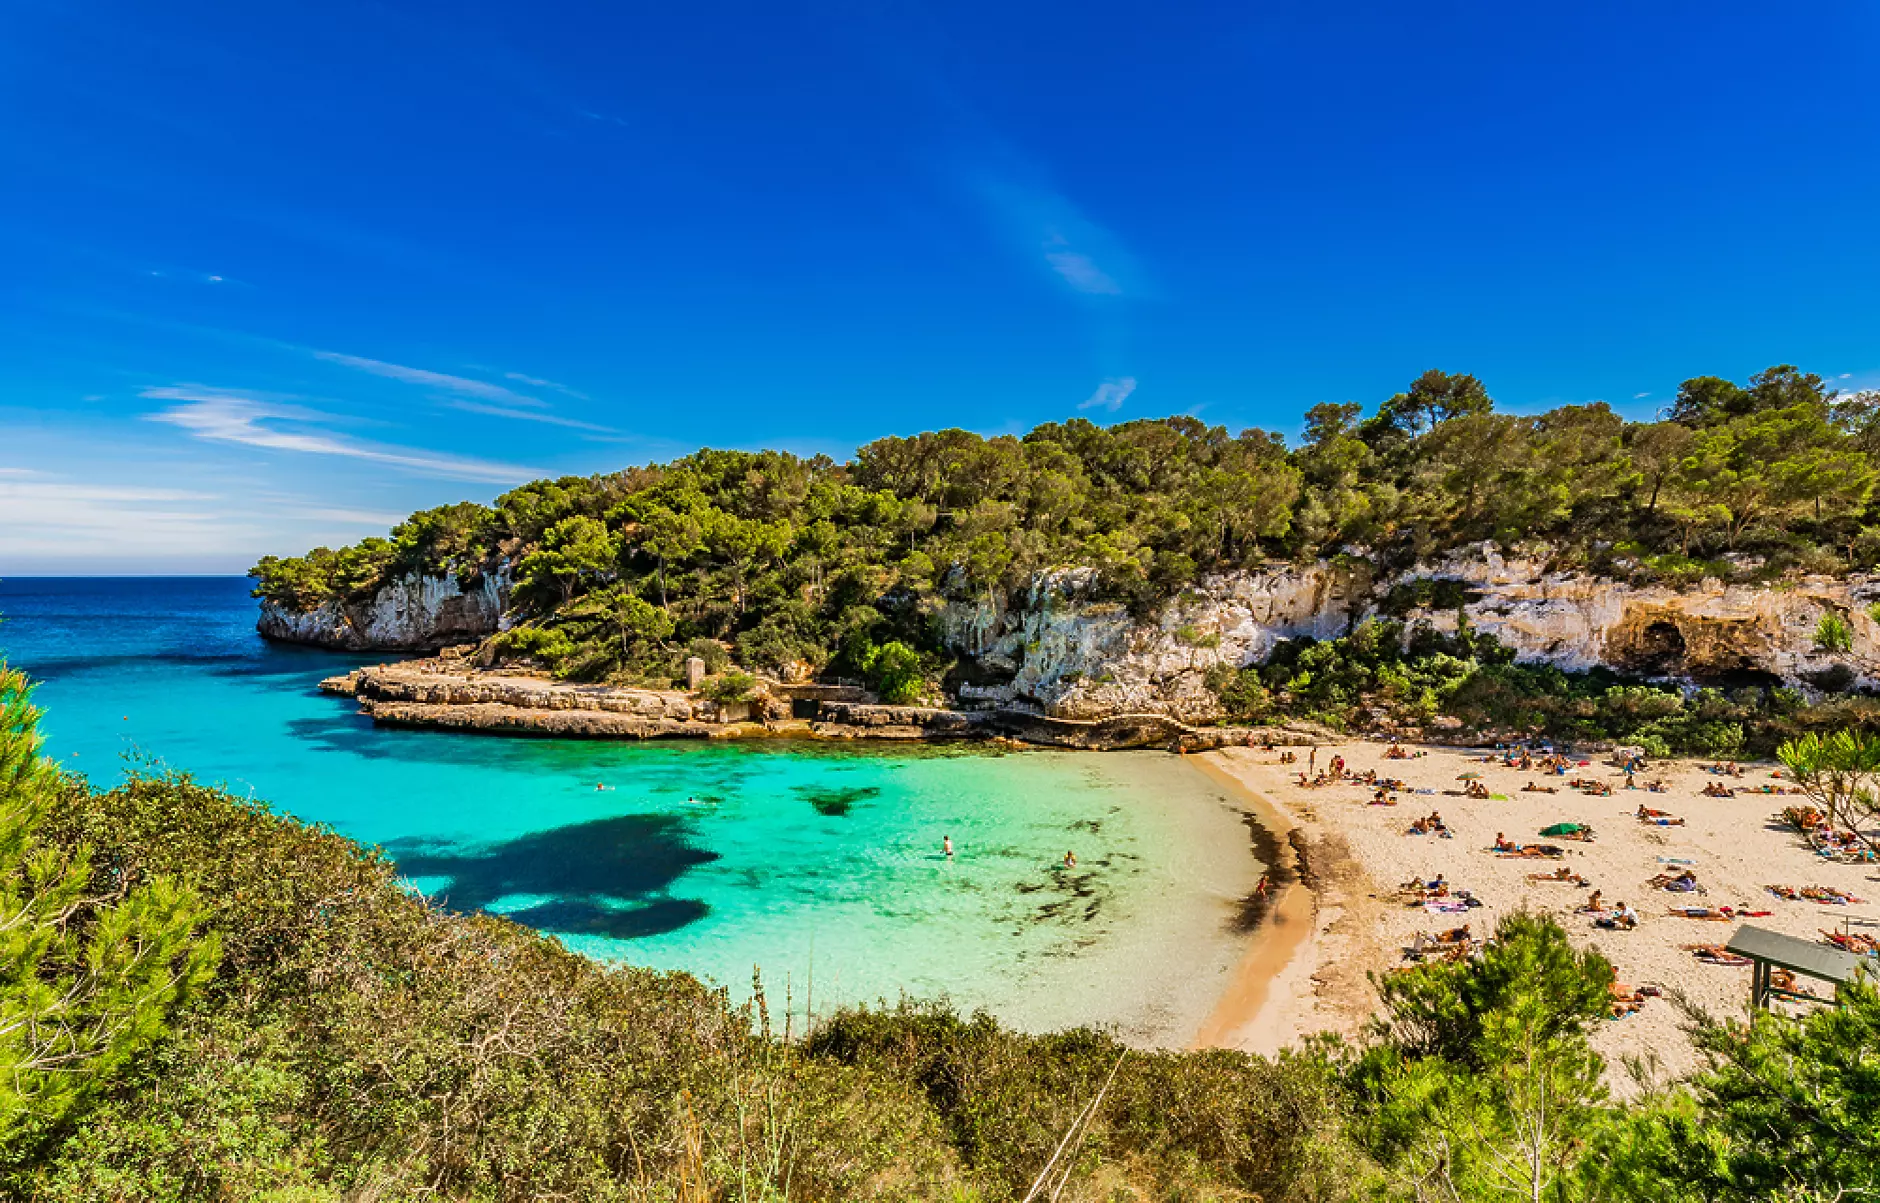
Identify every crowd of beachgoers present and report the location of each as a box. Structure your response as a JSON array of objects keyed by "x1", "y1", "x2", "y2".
[{"x1": 1205, "y1": 738, "x2": 1878, "y2": 1079}]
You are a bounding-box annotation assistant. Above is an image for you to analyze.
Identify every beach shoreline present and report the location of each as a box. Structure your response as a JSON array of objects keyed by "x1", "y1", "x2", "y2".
[
  {"x1": 1188, "y1": 739, "x2": 1880, "y2": 1085},
  {"x1": 1188, "y1": 748, "x2": 1378, "y2": 1055}
]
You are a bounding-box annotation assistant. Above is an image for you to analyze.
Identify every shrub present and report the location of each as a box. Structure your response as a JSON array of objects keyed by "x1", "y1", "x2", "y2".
[
  {"x1": 1815, "y1": 612, "x2": 1854, "y2": 654},
  {"x1": 701, "y1": 670, "x2": 757, "y2": 704},
  {"x1": 490, "y1": 625, "x2": 577, "y2": 671}
]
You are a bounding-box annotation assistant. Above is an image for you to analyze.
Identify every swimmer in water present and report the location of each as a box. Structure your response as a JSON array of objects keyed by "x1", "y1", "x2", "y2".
[
  {"x1": 943, "y1": 835, "x2": 954, "y2": 858},
  {"x1": 1063, "y1": 850, "x2": 1077, "y2": 869}
]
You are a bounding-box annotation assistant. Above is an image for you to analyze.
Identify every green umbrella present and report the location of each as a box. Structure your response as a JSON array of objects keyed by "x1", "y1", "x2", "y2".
[
  {"x1": 1457, "y1": 771, "x2": 1483, "y2": 780},
  {"x1": 1540, "y1": 822, "x2": 1584, "y2": 837}
]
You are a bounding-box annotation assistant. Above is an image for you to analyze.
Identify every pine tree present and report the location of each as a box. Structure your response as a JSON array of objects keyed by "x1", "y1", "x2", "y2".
[{"x1": 0, "y1": 664, "x2": 218, "y2": 1147}]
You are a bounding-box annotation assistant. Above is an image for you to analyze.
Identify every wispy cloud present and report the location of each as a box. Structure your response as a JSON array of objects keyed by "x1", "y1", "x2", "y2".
[
  {"x1": 502, "y1": 370, "x2": 589, "y2": 400},
  {"x1": 445, "y1": 399, "x2": 616, "y2": 433},
  {"x1": 971, "y1": 174, "x2": 1138, "y2": 299},
  {"x1": 1044, "y1": 234, "x2": 1122, "y2": 295},
  {"x1": 141, "y1": 386, "x2": 542, "y2": 484},
  {"x1": 1633, "y1": 391, "x2": 1651, "y2": 399},
  {"x1": 304, "y1": 507, "x2": 409, "y2": 527},
  {"x1": 311, "y1": 350, "x2": 549, "y2": 408},
  {"x1": 1078, "y1": 377, "x2": 1138, "y2": 413},
  {"x1": 0, "y1": 476, "x2": 244, "y2": 561}
]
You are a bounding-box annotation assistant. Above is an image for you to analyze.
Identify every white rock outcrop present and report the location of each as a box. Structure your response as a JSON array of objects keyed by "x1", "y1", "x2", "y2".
[
  {"x1": 1418, "y1": 549, "x2": 1880, "y2": 691},
  {"x1": 258, "y1": 569, "x2": 510, "y2": 651},
  {"x1": 939, "y1": 564, "x2": 1359, "y2": 722},
  {"x1": 938, "y1": 551, "x2": 1880, "y2": 722},
  {"x1": 268, "y1": 553, "x2": 1880, "y2": 718}
]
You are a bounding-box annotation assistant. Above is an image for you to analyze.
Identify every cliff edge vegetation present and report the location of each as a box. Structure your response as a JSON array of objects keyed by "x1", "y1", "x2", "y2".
[{"x1": 253, "y1": 366, "x2": 1880, "y2": 744}]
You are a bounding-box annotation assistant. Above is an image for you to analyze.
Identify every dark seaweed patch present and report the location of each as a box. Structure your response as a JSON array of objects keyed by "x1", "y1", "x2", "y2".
[
  {"x1": 503, "y1": 896, "x2": 709, "y2": 939},
  {"x1": 795, "y1": 783, "x2": 881, "y2": 817},
  {"x1": 385, "y1": 814, "x2": 716, "y2": 938}
]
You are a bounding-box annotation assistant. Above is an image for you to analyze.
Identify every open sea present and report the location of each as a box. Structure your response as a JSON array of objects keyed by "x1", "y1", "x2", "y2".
[{"x1": 0, "y1": 577, "x2": 1263, "y2": 1041}]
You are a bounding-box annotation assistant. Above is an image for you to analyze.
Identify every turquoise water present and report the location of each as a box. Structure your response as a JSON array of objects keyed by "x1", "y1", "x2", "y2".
[{"x1": 0, "y1": 578, "x2": 1262, "y2": 1041}]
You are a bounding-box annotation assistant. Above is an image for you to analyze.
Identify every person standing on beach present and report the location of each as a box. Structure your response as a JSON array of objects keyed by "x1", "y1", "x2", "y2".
[
  {"x1": 1309, "y1": 747, "x2": 1317, "y2": 774},
  {"x1": 943, "y1": 835, "x2": 953, "y2": 858}
]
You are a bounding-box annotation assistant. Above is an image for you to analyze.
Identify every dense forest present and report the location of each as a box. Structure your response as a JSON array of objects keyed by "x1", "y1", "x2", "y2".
[
  {"x1": 251, "y1": 366, "x2": 1880, "y2": 748},
  {"x1": 1, "y1": 667, "x2": 1876, "y2": 1200}
]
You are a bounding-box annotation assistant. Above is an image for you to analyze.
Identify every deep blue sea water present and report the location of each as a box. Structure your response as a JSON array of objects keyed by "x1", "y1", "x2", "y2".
[{"x1": 0, "y1": 577, "x2": 1261, "y2": 1040}]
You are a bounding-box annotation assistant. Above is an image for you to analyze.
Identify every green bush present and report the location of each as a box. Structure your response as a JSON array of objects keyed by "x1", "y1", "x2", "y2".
[
  {"x1": 490, "y1": 625, "x2": 576, "y2": 671},
  {"x1": 1816, "y1": 612, "x2": 1854, "y2": 653},
  {"x1": 701, "y1": 670, "x2": 757, "y2": 704}
]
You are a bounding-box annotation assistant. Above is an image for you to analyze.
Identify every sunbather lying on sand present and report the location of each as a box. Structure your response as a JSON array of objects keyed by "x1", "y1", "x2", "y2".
[
  {"x1": 1648, "y1": 870, "x2": 1700, "y2": 892},
  {"x1": 1801, "y1": 885, "x2": 1864, "y2": 905},
  {"x1": 1824, "y1": 930, "x2": 1880, "y2": 956},
  {"x1": 1404, "y1": 926, "x2": 1479, "y2": 961},
  {"x1": 1528, "y1": 867, "x2": 1589, "y2": 886},
  {"x1": 1669, "y1": 905, "x2": 1734, "y2": 920},
  {"x1": 1702, "y1": 781, "x2": 1735, "y2": 798},
  {"x1": 1500, "y1": 846, "x2": 1565, "y2": 859},
  {"x1": 1521, "y1": 781, "x2": 1559, "y2": 794},
  {"x1": 1686, "y1": 943, "x2": 1751, "y2": 966},
  {"x1": 1607, "y1": 980, "x2": 1660, "y2": 1017}
]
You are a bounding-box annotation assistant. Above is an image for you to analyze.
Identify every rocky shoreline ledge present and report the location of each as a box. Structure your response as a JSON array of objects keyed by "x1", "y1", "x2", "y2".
[{"x1": 320, "y1": 657, "x2": 1316, "y2": 752}]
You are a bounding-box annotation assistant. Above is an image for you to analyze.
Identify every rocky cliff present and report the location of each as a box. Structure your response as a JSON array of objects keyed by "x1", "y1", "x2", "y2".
[
  {"x1": 939, "y1": 565, "x2": 1356, "y2": 723},
  {"x1": 270, "y1": 552, "x2": 1880, "y2": 723},
  {"x1": 935, "y1": 549, "x2": 1880, "y2": 723},
  {"x1": 257, "y1": 569, "x2": 510, "y2": 651}
]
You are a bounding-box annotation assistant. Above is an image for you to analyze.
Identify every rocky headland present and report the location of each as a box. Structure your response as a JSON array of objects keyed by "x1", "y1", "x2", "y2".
[
  {"x1": 258, "y1": 569, "x2": 510, "y2": 652},
  {"x1": 320, "y1": 656, "x2": 1308, "y2": 750},
  {"x1": 278, "y1": 545, "x2": 1880, "y2": 748}
]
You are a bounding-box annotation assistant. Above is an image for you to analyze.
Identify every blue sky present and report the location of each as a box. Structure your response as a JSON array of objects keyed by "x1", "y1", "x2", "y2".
[{"x1": 3, "y1": 1, "x2": 1878, "y2": 573}]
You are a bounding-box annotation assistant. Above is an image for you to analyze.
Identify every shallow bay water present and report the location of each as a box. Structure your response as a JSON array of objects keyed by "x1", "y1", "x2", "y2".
[{"x1": 0, "y1": 577, "x2": 1262, "y2": 1041}]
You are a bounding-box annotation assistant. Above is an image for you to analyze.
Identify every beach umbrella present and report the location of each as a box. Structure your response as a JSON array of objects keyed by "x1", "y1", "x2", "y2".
[{"x1": 1457, "y1": 771, "x2": 1483, "y2": 780}]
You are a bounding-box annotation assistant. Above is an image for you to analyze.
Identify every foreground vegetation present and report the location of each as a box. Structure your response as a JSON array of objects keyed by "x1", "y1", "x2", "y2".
[
  {"x1": 4, "y1": 664, "x2": 1878, "y2": 1200},
  {"x1": 252, "y1": 367, "x2": 1880, "y2": 711}
]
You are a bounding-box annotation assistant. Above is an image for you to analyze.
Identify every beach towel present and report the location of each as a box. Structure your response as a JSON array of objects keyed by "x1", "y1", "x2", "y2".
[{"x1": 1425, "y1": 900, "x2": 1470, "y2": 914}]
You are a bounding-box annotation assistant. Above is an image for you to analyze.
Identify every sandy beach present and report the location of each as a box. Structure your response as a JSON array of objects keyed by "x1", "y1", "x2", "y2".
[{"x1": 1194, "y1": 740, "x2": 1880, "y2": 1084}]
